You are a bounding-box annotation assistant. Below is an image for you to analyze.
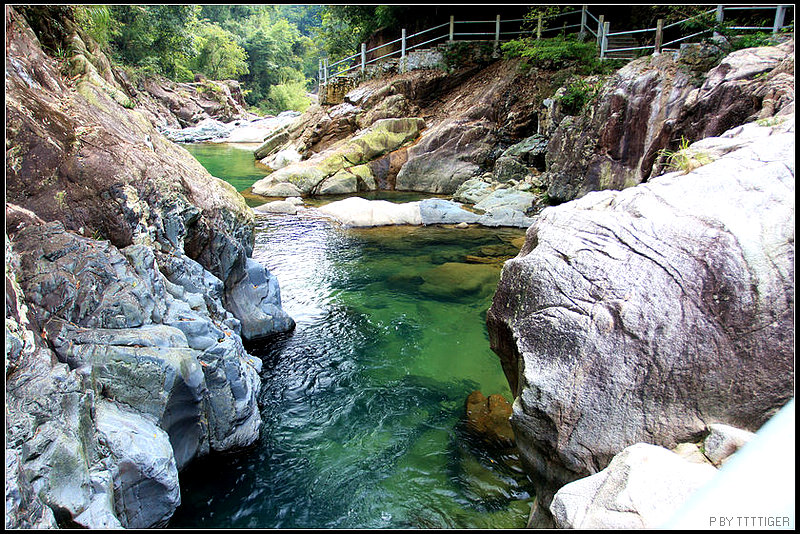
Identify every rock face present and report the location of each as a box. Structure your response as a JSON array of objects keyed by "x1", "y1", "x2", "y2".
[
  {"x1": 5, "y1": 6, "x2": 293, "y2": 528},
  {"x1": 487, "y1": 118, "x2": 794, "y2": 511},
  {"x1": 543, "y1": 41, "x2": 795, "y2": 203},
  {"x1": 135, "y1": 76, "x2": 251, "y2": 130},
  {"x1": 252, "y1": 117, "x2": 426, "y2": 196}
]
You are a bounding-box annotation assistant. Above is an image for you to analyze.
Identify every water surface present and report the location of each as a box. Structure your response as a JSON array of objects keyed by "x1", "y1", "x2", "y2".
[{"x1": 170, "y1": 144, "x2": 532, "y2": 529}]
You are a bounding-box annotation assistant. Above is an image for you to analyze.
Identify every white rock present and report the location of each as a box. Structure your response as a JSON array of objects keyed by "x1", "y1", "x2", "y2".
[
  {"x1": 316, "y1": 197, "x2": 422, "y2": 227},
  {"x1": 550, "y1": 443, "x2": 718, "y2": 529}
]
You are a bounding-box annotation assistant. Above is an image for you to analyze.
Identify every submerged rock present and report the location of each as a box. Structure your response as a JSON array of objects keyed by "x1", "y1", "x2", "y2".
[
  {"x1": 419, "y1": 262, "x2": 500, "y2": 300},
  {"x1": 465, "y1": 391, "x2": 515, "y2": 448}
]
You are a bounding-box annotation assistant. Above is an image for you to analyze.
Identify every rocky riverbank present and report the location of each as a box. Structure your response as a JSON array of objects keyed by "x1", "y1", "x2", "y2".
[
  {"x1": 247, "y1": 39, "x2": 793, "y2": 232},
  {"x1": 487, "y1": 112, "x2": 795, "y2": 526},
  {"x1": 6, "y1": 6, "x2": 294, "y2": 528}
]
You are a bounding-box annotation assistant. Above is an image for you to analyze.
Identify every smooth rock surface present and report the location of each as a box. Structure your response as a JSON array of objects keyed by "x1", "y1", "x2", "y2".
[
  {"x1": 550, "y1": 443, "x2": 718, "y2": 529},
  {"x1": 317, "y1": 197, "x2": 422, "y2": 227}
]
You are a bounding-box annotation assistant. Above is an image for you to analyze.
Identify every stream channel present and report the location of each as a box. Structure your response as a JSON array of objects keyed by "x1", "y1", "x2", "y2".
[{"x1": 169, "y1": 143, "x2": 534, "y2": 528}]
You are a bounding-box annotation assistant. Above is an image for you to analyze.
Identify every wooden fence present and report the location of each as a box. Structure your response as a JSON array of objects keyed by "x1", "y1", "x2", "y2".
[{"x1": 319, "y1": 4, "x2": 794, "y2": 89}]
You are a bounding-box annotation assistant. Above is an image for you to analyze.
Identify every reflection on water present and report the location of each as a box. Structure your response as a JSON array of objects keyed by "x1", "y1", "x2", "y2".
[
  {"x1": 181, "y1": 142, "x2": 268, "y2": 193},
  {"x1": 169, "y1": 211, "x2": 533, "y2": 529}
]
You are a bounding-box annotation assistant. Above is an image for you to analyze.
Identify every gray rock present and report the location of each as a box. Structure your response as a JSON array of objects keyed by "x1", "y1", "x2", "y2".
[
  {"x1": 453, "y1": 177, "x2": 493, "y2": 204},
  {"x1": 261, "y1": 147, "x2": 303, "y2": 170},
  {"x1": 254, "y1": 127, "x2": 291, "y2": 160},
  {"x1": 45, "y1": 320, "x2": 208, "y2": 470},
  {"x1": 419, "y1": 198, "x2": 480, "y2": 225},
  {"x1": 251, "y1": 175, "x2": 305, "y2": 198},
  {"x1": 317, "y1": 170, "x2": 359, "y2": 195},
  {"x1": 162, "y1": 118, "x2": 234, "y2": 143},
  {"x1": 493, "y1": 156, "x2": 530, "y2": 183},
  {"x1": 95, "y1": 401, "x2": 180, "y2": 528},
  {"x1": 550, "y1": 443, "x2": 718, "y2": 528},
  {"x1": 487, "y1": 123, "x2": 795, "y2": 510},
  {"x1": 254, "y1": 200, "x2": 299, "y2": 215},
  {"x1": 474, "y1": 188, "x2": 538, "y2": 214},
  {"x1": 477, "y1": 207, "x2": 536, "y2": 228},
  {"x1": 502, "y1": 133, "x2": 549, "y2": 168},
  {"x1": 317, "y1": 197, "x2": 422, "y2": 227},
  {"x1": 224, "y1": 257, "x2": 296, "y2": 341},
  {"x1": 703, "y1": 424, "x2": 755, "y2": 467},
  {"x1": 396, "y1": 118, "x2": 494, "y2": 194},
  {"x1": 5, "y1": 449, "x2": 59, "y2": 529}
]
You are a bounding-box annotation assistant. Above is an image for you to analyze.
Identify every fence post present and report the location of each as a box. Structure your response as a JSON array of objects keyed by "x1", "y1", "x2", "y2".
[
  {"x1": 655, "y1": 19, "x2": 663, "y2": 54},
  {"x1": 579, "y1": 5, "x2": 588, "y2": 40},
  {"x1": 773, "y1": 5, "x2": 786, "y2": 33},
  {"x1": 323, "y1": 58, "x2": 328, "y2": 85},
  {"x1": 600, "y1": 21, "x2": 609, "y2": 59},
  {"x1": 449, "y1": 15, "x2": 454, "y2": 42},
  {"x1": 713, "y1": 5, "x2": 724, "y2": 40},
  {"x1": 597, "y1": 14, "x2": 605, "y2": 47},
  {"x1": 537, "y1": 14, "x2": 543, "y2": 39},
  {"x1": 401, "y1": 28, "x2": 407, "y2": 73},
  {"x1": 361, "y1": 43, "x2": 366, "y2": 73},
  {"x1": 318, "y1": 58, "x2": 322, "y2": 94},
  {"x1": 494, "y1": 14, "x2": 501, "y2": 55}
]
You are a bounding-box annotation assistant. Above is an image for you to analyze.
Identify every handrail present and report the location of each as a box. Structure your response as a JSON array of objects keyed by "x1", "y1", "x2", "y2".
[{"x1": 319, "y1": 4, "x2": 794, "y2": 86}]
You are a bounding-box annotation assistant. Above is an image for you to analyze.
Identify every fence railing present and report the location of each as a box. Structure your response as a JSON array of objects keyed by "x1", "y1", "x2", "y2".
[{"x1": 319, "y1": 4, "x2": 794, "y2": 88}]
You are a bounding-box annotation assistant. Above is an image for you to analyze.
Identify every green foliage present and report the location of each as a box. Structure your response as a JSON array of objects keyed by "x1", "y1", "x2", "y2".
[
  {"x1": 660, "y1": 136, "x2": 713, "y2": 174},
  {"x1": 442, "y1": 41, "x2": 496, "y2": 71},
  {"x1": 109, "y1": 5, "x2": 199, "y2": 79},
  {"x1": 728, "y1": 31, "x2": 776, "y2": 50},
  {"x1": 188, "y1": 21, "x2": 249, "y2": 80},
  {"x1": 73, "y1": 5, "x2": 112, "y2": 47},
  {"x1": 261, "y1": 81, "x2": 312, "y2": 115},
  {"x1": 502, "y1": 36, "x2": 597, "y2": 69},
  {"x1": 558, "y1": 79, "x2": 603, "y2": 115},
  {"x1": 315, "y1": 6, "x2": 399, "y2": 58},
  {"x1": 80, "y1": 5, "x2": 321, "y2": 113}
]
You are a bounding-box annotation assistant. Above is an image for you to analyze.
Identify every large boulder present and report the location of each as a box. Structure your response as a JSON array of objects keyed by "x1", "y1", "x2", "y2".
[
  {"x1": 252, "y1": 118, "x2": 425, "y2": 196},
  {"x1": 316, "y1": 197, "x2": 423, "y2": 227},
  {"x1": 395, "y1": 118, "x2": 495, "y2": 193},
  {"x1": 550, "y1": 443, "x2": 718, "y2": 529},
  {"x1": 487, "y1": 119, "x2": 794, "y2": 511}
]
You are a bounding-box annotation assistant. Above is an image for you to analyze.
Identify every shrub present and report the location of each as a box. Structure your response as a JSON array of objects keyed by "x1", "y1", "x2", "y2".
[
  {"x1": 558, "y1": 79, "x2": 603, "y2": 115},
  {"x1": 660, "y1": 136, "x2": 713, "y2": 174},
  {"x1": 502, "y1": 36, "x2": 597, "y2": 69},
  {"x1": 261, "y1": 81, "x2": 311, "y2": 114}
]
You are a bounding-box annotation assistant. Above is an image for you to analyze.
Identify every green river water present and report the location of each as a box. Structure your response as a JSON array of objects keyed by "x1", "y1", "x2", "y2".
[{"x1": 170, "y1": 143, "x2": 532, "y2": 528}]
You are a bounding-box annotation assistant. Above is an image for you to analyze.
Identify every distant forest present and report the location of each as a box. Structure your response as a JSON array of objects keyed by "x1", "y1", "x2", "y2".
[{"x1": 62, "y1": 5, "x2": 789, "y2": 114}]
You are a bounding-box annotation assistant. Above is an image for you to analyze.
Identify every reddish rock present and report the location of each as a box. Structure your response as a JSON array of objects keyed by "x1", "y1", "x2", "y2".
[{"x1": 465, "y1": 390, "x2": 515, "y2": 448}]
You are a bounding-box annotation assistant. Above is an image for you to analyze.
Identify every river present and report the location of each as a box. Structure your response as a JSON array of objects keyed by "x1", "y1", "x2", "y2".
[{"x1": 169, "y1": 143, "x2": 532, "y2": 528}]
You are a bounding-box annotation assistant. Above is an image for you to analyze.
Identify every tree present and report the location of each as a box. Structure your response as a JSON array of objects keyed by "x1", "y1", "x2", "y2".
[
  {"x1": 109, "y1": 5, "x2": 199, "y2": 78},
  {"x1": 189, "y1": 22, "x2": 249, "y2": 80}
]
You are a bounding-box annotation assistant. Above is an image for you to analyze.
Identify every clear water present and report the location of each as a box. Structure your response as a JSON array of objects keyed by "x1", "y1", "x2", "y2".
[
  {"x1": 169, "y1": 144, "x2": 533, "y2": 529},
  {"x1": 181, "y1": 142, "x2": 268, "y2": 193}
]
